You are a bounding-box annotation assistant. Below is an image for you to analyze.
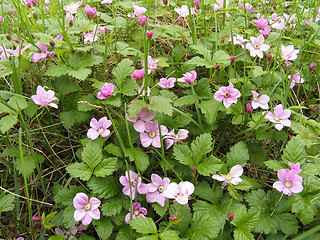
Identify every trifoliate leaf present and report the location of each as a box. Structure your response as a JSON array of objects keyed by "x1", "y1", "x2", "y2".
[
  {"x1": 59, "y1": 111, "x2": 91, "y2": 129},
  {"x1": 81, "y1": 141, "x2": 103, "y2": 170},
  {"x1": 197, "y1": 155, "x2": 223, "y2": 176},
  {"x1": 173, "y1": 96, "x2": 194, "y2": 107},
  {"x1": 186, "y1": 214, "x2": 220, "y2": 240},
  {"x1": 191, "y1": 133, "x2": 212, "y2": 166},
  {"x1": 169, "y1": 202, "x2": 192, "y2": 234},
  {"x1": 46, "y1": 65, "x2": 69, "y2": 77},
  {"x1": 130, "y1": 217, "x2": 157, "y2": 234},
  {"x1": 289, "y1": 192, "x2": 318, "y2": 224},
  {"x1": 95, "y1": 217, "x2": 113, "y2": 240},
  {"x1": 66, "y1": 162, "x2": 92, "y2": 181},
  {"x1": 193, "y1": 182, "x2": 220, "y2": 204},
  {"x1": 67, "y1": 67, "x2": 92, "y2": 81},
  {"x1": 112, "y1": 59, "x2": 134, "y2": 88},
  {"x1": 226, "y1": 141, "x2": 249, "y2": 167},
  {"x1": 121, "y1": 78, "x2": 139, "y2": 96},
  {"x1": 192, "y1": 200, "x2": 225, "y2": 228},
  {"x1": 173, "y1": 145, "x2": 193, "y2": 166},
  {"x1": 274, "y1": 212, "x2": 298, "y2": 235},
  {"x1": 94, "y1": 157, "x2": 118, "y2": 177},
  {"x1": 101, "y1": 197, "x2": 123, "y2": 217},
  {"x1": 7, "y1": 95, "x2": 29, "y2": 111},
  {"x1": 87, "y1": 176, "x2": 120, "y2": 199},
  {"x1": 52, "y1": 76, "x2": 81, "y2": 97},
  {"x1": 152, "y1": 200, "x2": 169, "y2": 217},
  {"x1": 282, "y1": 137, "x2": 306, "y2": 164},
  {"x1": 42, "y1": 211, "x2": 57, "y2": 228}
]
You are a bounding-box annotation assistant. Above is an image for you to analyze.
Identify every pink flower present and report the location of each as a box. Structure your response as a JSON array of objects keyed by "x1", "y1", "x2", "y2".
[
  {"x1": 31, "y1": 216, "x2": 41, "y2": 221},
  {"x1": 228, "y1": 213, "x2": 234, "y2": 219},
  {"x1": 281, "y1": 45, "x2": 299, "y2": 66},
  {"x1": 271, "y1": 18, "x2": 285, "y2": 30},
  {"x1": 193, "y1": 0, "x2": 200, "y2": 7},
  {"x1": 289, "y1": 162, "x2": 302, "y2": 175},
  {"x1": 310, "y1": 62, "x2": 317, "y2": 71},
  {"x1": 97, "y1": 83, "x2": 114, "y2": 100},
  {"x1": 64, "y1": 2, "x2": 82, "y2": 14},
  {"x1": 264, "y1": 104, "x2": 291, "y2": 131},
  {"x1": 140, "y1": 120, "x2": 168, "y2": 148},
  {"x1": 260, "y1": 26, "x2": 271, "y2": 38},
  {"x1": 212, "y1": 165, "x2": 243, "y2": 188},
  {"x1": 246, "y1": 36, "x2": 270, "y2": 58},
  {"x1": 163, "y1": 181, "x2": 194, "y2": 205},
  {"x1": 138, "y1": 15, "x2": 148, "y2": 26},
  {"x1": 31, "y1": 86, "x2": 59, "y2": 109},
  {"x1": 6, "y1": 44, "x2": 31, "y2": 57},
  {"x1": 87, "y1": 117, "x2": 112, "y2": 140},
  {"x1": 84, "y1": 4, "x2": 96, "y2": 18},
  {"x1": 163, "y1": 129, "x2": 189, "y2": 149},
  {"x1": 143, "y1": 56, "x2": 159, "y2": 74},
  {"x1": 32, "y1": 43, "x2": 54, "y2": 62},
  {"x1": 131, "y1": 68, "x2": 146, "y2": 80},
  {"x1": 127, "y1": 108, "x2": 155, "y2": 133},
  {"x1": 125, "y1": 202, "x2": 147, "y2": 223},
  {"x1": 73, "y1": 193, "x2": 100, "y2": 226},
  {"x1": 146, "y1": 30, "x2": 154, "y2": 39},
  {"x1": 214, "y1": 83, "x2": 241, "y2": 108},
  {"x1": 55, "y1": 225, "x2": 84, "y2": 240},
  {"x1": 214, "y1": 0, "x2": 229, "y2": 10},
  {"x1": 132, "y1": 3, "x2": 146, "y2": 16},
  {"x1": 273, "y1": 169, "x2": 303, "y2": 196},
  {"x1": 251, "y1": 90, "x2": 270, "y2": 109},
  {"x1": 177, "y1": 70, "x2": 197, "y2": 84},
  {"x1": 288, "y1": 73, "x2": 304, "y2": 89},
  {"x1": 253, "y1": 16, "x2": 269, "y2": 29},
  {"x1": 246, "y1": 103, "x2": 252, "y2": 113},
  {"x1": 101, "y1": 0, "x2": 112, "y2": 3},
  {"x1": 229, "y1": 34, "x2": 248, "y2": 48},
  {"x1": 163, "y1": 0, "x2": 168, "y2": 5},
  {"x1": 174, "y1": 5, "x2": 190, "y2": 17},
  {"x1": 146, "y1": 174, "x2": 170, "y2": 207},
  {"x1": 231, "y1": 55, "x2": 236, "y2": 64},
  {"x1": 158, "y1": 77, "x2": 176, "y2": 88},
  {"x1": 242, "y1": 3, "x2": 254, "y2": 13},
  {"x1": 119, "y1": 170, "x2": 149, "y2": 200},
  {"x1": 83, "y1": 30, "x2": 99, "y2": 44},
  {"x1": 55, "y1": 33, "x2": 63, "y2": 40}
]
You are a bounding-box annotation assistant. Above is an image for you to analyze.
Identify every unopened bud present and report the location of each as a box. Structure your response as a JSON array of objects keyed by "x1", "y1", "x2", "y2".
[
  {"x1": 228, "y1": 213, "x2": 234, "y2": 219},
  {"x1": 6, "y1": 33, "x2": 11, "y2": 40},
  {"x1": 9, "y1": 9, "x2": 14, "y2": 14},
  {"x1": 246, "y1": 103, "x2": 252, "y2": 114},
  {"x1": 170, "y1": 215, "x2": 178, "y2": 220},
  {"x1": 162, "y1": 0, "x2": 168, "y2": 5},
  {"x1": 13, "y1": 38, "x2": 19, "y2": 43},
  {"x1": 146, "y1": 30, "x2": 154, "y2": 39},
  {"x1": 273, "y1": 5, "x2": 276, "y2": 10},
  {"x1": 49, "y1": 40, "x2": 55, "y2": 47},
  {"x1": 191, "y1": 166, "x2": 196, "y2": 172},
  {"x1": 214, "y1": 62, "x2": 220, "y2": 69},
  {"x1": 231, "y1": 56, "x2": 236, "y2": 64},
  {"x1": 310, "y1": 62, "x2": 317, "y2": 71},
  {"x1": 267, "y1": 53, "x2": 272, "y2": 61}
]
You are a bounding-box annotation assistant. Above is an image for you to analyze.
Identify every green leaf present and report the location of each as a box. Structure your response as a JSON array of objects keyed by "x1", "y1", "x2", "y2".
[
  {"x1": 211, "y1": 50, "x2": 231, "y2": 68},
  {"x1": 121, "y1": 78, "x2": 140, "y2": 96},
  {"x1": 116, "y1": 225, "x2": 132, "y2": 240},
  {"x1": 173, "y1": 96, "x2": 194, "y2": 107},
  {"x1": 81, "y1": 55, "x2": 103, "y2": 68},
  {"x1": 137, "y1": 236, "x2": 158, "y2": 240},
  {"x1": 82, "y1": 141, "x2": 103, "y2": 170},
  {"x1": 289, "y1": 193, "x2": 318, "y2": 224},
  {"x1": 191, "y1": 133, "x2": 212, "y2": 166},
  {"x1": 60, "y1": 111, "x2": 91, "y2": 129},
  {"x1": 233, "y1": 228, "x2": 255, "y2": 240},
  {"x1": 79, "y1": 235, "x2": 96, "y2": 240},
  {"x1": 159, "y1": 230, "x2": 180, "y2": 240},
  {"x1": 0, "y1": 193, "x2": 15, "y2": 214},
  {"x1": 199, "y1": 99, "x2": 220, "y2": 125},
  {"x1": 130, "y1": 217, "x2": 157, "y2": 234},
  {"x1": 104, "y1": 143, "x2": 123, "y2": 158},
  {"x1": 169, "y1": 202, "x2": 192, "y2": 234},
  {"x1": 94, "y1": 157, "x2": 118, "y2": 177},
  {"x1": 193, "y1": 182, "x2": 219, "y2": 204},
  {"x1": 172, "y1": 44, "x2": 185, "y2": 62},
  {"x1": 67, "y1": 67, "x2": 91, "y2": 81},
  {"x1": 282, "y1": 137, "x2": 307, "y2": 164},
  {"x1": 186, "y1": 214, "x2": 220, "y2": 240},
  {"x1": 46, "y1": 65, "x2": 70, "y2": 77},
  {"x1": 197, "y1": 156, "x2": 223, "y2": 176},
  {"x1": 173, "y1": 145, "x2": 193, "y2": 166},
  {"x1": 63, "y1": 205, "x2": 77, "y2": 228},
  {"x1": 112, "y1": 59, "x2": 134, "y2": 88},
  {"x1": 274, "y1": 213, "x2": 298, "y2": 235},
  {"x1": 186, "y1": 56, "x2": 213, "y2": 68},
  {"x1": 48, "y1": 235, "x2": 66, "y2": 240},
  {"x1": 192, "y1": 200, "x2": 225, "y2": 228},
  {"x1": 264, "y1": 160, "x2": 287, "y2": 171},
  {"x1": 148, "y1": 96, "x2": 173, "y2": 116},
  {"x1": 95, "y1": 217, "x2": 113, "y2": 240},
  {"x1": 87, "y1": 176, "x2": 120, "y2": 199},
  {"x1": 7, "y1": 96, "x2": 29, "y2": 111},
  {"x1": 42, "y1": 211, "x2": 57, "y2": 228},
  {"x1": 127, "y1": 99, "x2": 148, "y2": 118},
  {"x1": 54, "y1": 186, "x2": 85, "y2": 207},
  {"x1": 124, "y1": 147, "x2": 149, "y2": 172},
  {"x1": 0, "y1": 115, "x2": 18, "y2": 133},
  {"x1": 101, "y1": 197, "x2": 123, "y2": 217},
  {"x1": 226, "y1": 141, "x2": 249, "y2": 167},
  {"x1": 52, "y1": 76, "x2": 81, "y2": 96},
  {"x1": 190, "y1": 45, "x2": 212, "y2": 63},
  {"x1": 0, "y1": 60, "x2": 13, "y2": 77},
  {"x1": 16, "y1": 155, "x2": 36, "y2": 177},
  {"x1": 152, "y1": 200, "x2": 169, "y2": 217},
  {"x1": 66, "y1": 162, "x2": 92, "y2": 181}
]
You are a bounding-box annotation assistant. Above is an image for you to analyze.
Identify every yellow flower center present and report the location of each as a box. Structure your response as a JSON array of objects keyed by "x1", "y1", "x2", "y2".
[
  {"x1": 225, "y1": 91, "x2": 230, "y2": 98},
  {"x1": 134, "y1": 210, "x2": 139, "y2": 216},
  {"x1": 285, "y1": 181, "x2": 292, "y2": 188},
  {"x1": 149, "y1": 131, "x2": 156, "y2": 138},
  {"x1": 98, "y1": 128, "x2": 104, "y2": 134},
  {"x1": 158, "y1": 185, "x2": 164, "y2": 193},
  {"x1": 274, "y1": 116, "x2": 280, "y2": 122},
  {"x1": 84, "y1": 203, "x2": 91, "y2": 211}
]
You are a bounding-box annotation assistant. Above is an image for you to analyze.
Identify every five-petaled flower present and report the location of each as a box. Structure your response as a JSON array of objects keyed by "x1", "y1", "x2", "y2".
[
  {"x1": 31, "y1": 86, "x2": 59, "y2": 109},
  {"x1": 246, "y1": 36, "x2": 270, "y2": 58},
  {"x1": 158, "y1": 77, "x2": 176, "y2": 88},
  {"x1": 32, "y1": 43, "x2": 54, "y2": 62},
  {"x1": 264, "y1": 104, "x2": 291, "y2": 131},
  {"x1": 273, "y1": 168, "x2": 303, "y2": 196},
  {"x1": 73, "y1": 193, "x2": 100, "y2": 226},
  {"x1": 125, "y1": 202, "x2": 147, "y2": 223},
  {"x1": 163, "y1": 181, "x2": 194, "y2": 205},
  {"x1": 212, "y1": 165, "x2": 243, "y2": 188},
  {"x1": 119, "y1": 170, "x2": 149, "y2": 200},
  {"x1": 251, "y1": 90, "x2": 270, "y2": 109},
  {"x1": 140, "y1": 120, "x2": 168, "y2": 148},
  {"x1": 127, "y1": 108, "x2": 155, "y2": 133},
  {"x1": 87, "y1": 117, "x2": 112, "y2": 140},
  {"x1": 288, "y1": 72, "x2": 304, "y2": 89},
  {"x1": 163, "y1": 129, "x2": 189, "y2": 149},
  {"x1": 146, "y1": 174, "x2": 170, "y2": 207},
  {"x1": 177, "y1": 71, "x2": 197, "y2": 84},
  {"x1": 281, "y1": 45, "x2": 299, "y2": 66},
  {"x1": 214, "y1": 83, "x2": 241, "y2": 108}
]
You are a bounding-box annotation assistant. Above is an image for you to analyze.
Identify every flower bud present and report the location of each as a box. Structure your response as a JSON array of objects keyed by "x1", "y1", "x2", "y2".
[
  {"x1": 9, "y1": 9, "x2": 14, "y2": 14},
  {"x1": 193, "y1": 0, "x2": 200, "y2": 8},
  {"x1": 49, "y1": 40, "x2": 55, "y2": 47},
  {"x1": 6, "y1": 34, "x2": 11, "y2": 40},
  {"x1": 214, "y1": 62, "x2": 220, "y2": 69},
  {"x1": 138, "y1": 15, "x2": 148, "y2": 26},
  {"x1": 231, "y1": 55, "x2": 236, "y2": 65},
  {"x1": 273, "y1": 5, "x2": 276, "y2": 10},
  {"x1": 146, "y1": 30, "x2": 154, "y2": 39},
  {"x1": 178, "y1": 17, "x2": 184, "y2": 24},
  {"x1": 191, "y1": 166, "x2": 197, "y2": 172},
  {"x1": 310, "y1": 62, "x2": 317, "y2": 71},
  {"x1": 13, "y1": 38, "x2": 19, "y2": 43},
  {"x1": 228, "y1": 213, "x2": 234, "y2": 219},
  {"x1": 0, "y1": 16, "x2": 2, "y2": 23},
  {"x1": 162, "y1": 0, "x2": 168, "y2": 5},
  {"x1": 246, "y1": 103, "x2": 252, "y2": 114},
  {"x1": 84, "y1": 4, "x2": 97, "y2": 18},
  {"x1": 170, "y1": 215, "x2": 178, "y2": 220},
  {"x1": 267, "y1": 53, "x2": 272, "y2": 61}
]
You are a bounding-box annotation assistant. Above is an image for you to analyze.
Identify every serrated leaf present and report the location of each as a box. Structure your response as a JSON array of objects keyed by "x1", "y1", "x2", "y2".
[
  {"x1": 172, "y1": 44, "x2": 185, "y2": 62},
  {"x1": 233, "y1": 228, "x2": 255, "y2": 240},
  {"x1": 67, "y1": 67, "x2": 91, "y2": 81},
  {"x1": 195, "y1": 79, "x2": 212, "y2": 100},
  {"x1": 152, "y1": 200, "x2": 169, "y2": 217},
  {"x1": 121, "y1": 78, "x2": 139, "y2": 96},
  {"x1": 199, "y1": 99, "x2": 220, "y2": 125},
  {"x1": 66, "y1": 162, "x2": 92, "y2": 181},
  {"x1": 82, "y1": 141, "x2": 103, "y2": 170},
  {"x1": 104, "y1": 143, "x2": 123, "y2": 157},
  {"x1": 95, "y1": 217, "x2": 113, "y2": 240},
  {"x1": 211, "y1": 50, "x2": 231, "y2": 68},
  {"x1": 87, "y1": 176, "x2": 120, "y2": 199},
  {"x1": 60, "y1": 111, "x2": 91, "y2": 129},
  {"x1": 159, "y1": 230, "x2": 180, "y2": 240},
  {"x1": 193, "y1": 182, "x2": 219, "y2": 204},
  {"x1": 226, "y1": 141, "x2": 249, "y2": 167},
  {"x1": 16, "y1": 155, "x2": 36, "y2": 177},
  {"x1": 231, "y1": 205, "x2": 258, "y2": 231},
  {"x1": 191, "y1": 133, "x2": 212, "y2": 166},
  {"x1": 173, "y1": 95, "x2": 194, "y2": 107},
  {"x1": 264, "y1": 160, "x2": 287, "y2": 171},
  {"x1": 186, "y1": 214, "x2": 220, "y2": 240},
  {"x1": 7, "y1": 96, "x2": 29, "y2": 111},
  {"x1": 124, "y1": 147, "x2": 149, "y2": 172},
  {"x1": 106, "y1": 95, "x2": 121, "y2": 107},
  {"x1": 274, "y1": 213, "x2": 298, "y2": 235},
  {"x1": 94, "y1": 157, "x2": 118, "y2": 177},
  {"x1": 46, "y1": 65, "x2": 69, "y2": 77},
  {"x1": 63, "y1": 205, "x2": 77, "y2": 228},
  {"x1": 173, "y1": 145, "x2": 193, "y2": 166},
  {"x1": 192, "y1": 200, "x2": 225, "y2": 228},
  {"x1": 190, "y1": 45, "x2": 212, "y2": 63},
  {"x1": 169, "y1": 202, "x2": 191, "y2": 234},
  {"x1": 197, "y1": 156, "x2": 223, "y2": 176},
  {"x1": 137, "y1": 236, "x2": 158, "y2": 240},
  {"x1": 0, "y1": 115, "x2": 18, "y2": 133},
  {"x1": 101, "y1": 197, "x2": 123, "y2": 217},
  {"x1": 0, "y1": 194, "x2": 15, "y2": 214},
  {"x1": 81, "y1": 55, "x2": 103, "y2": 68},
  {"x1": 186, "y1": 56, "x2": 213, "y2": 68},
  {"x1": 52, "y1": 76, "x2": 81, "y2": 96},
  {"x1": 48, "y1": 235, "x2": 66, "y2": 240},
  {"x1": 289, "y1": 193, "x2": 318, "y2": 224},
  {"x1": 127, "y1": 99, "x2": 148, "y2": 119},
  {"x1": 116, "y1": 225, "x2": 132, "y2": 240},
  {"x1": 149, "y1": 96, "x2": 173, "y2": 116},
  {"x1": 54, "y1": 186, "x2": 85, "y2": 207},
  {"x1": 77, "y1": 94, "x2": 97, "y2": 112},
  {"x1": 282, "y1": 137, "x2": 306, "y2": 164},
  {"x1": 130, "y1": 217, "x2": 157, "y2": 234},
  {"x1": 79, "y1": 236, "x2": 96, "y2": 240},
  {"x1": 112, "y1": 59, "x2": 134, "y2": 88},
  {"x1": 0, "y1": 60, "x2": 13, "y2": 77}
]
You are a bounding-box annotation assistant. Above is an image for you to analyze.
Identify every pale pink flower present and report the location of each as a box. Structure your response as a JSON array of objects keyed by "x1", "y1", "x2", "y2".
[
  {"x1": 242, "y1": 3, "x2": 254, "y2": 14},
  {"x1": 31, "y1": 86, "x2": 59, "y2": 109},
  {"x1": 288, "y1": 73, "x2": 304, "y2": 89},
  {"x1": 32, "y1": 43, "x2": 54, "y2": 62},
  {"x1": 163, "y1": 129, "x2": 189, "y2": 149},
  {"x1": 212, "y1": 165, "x2": 243, "y2": 188},
  {"x1": 158, "y1": 77, "x2": 176, "y2": 88},
  {"x1": 251, "y1": 90, "x2": 270, "y2": 109},
  {"x1": 131, "y1": 68, "x2": 146, "y2": 80},
  {"x1": 246, "y1": 36, "x2": 270, "y2": 58},
  {"x1": 83, "y1": 30, "x2": 99, "y2": 44},
  {"x1": 84, "y1": 4, "x2": 96, "y2": 18},
  {"x1": 174, "y1": 5, "x2": 190, "y2": 17},
  {"x1": 119, "y1": 170, "x2": 149, "y2": 200},
  {"x1": 213, "y1": 0, "x2": 229, "y2": 10},
  {"x1": 97, "y1": 83, "x2": 114, "y2": 99},
  {"x1": 273, "y1": 169, "x2": 303, "y2": 196},
  {"x1": 101, "y1": 0, "x2": 112, "y2": 3},
  {"x1": 146, "y1": 174, "x2": 170, "y2": 207},
  {"x1": 260, "y1": 25, "x2": 271, "y2": 38},
  {"x1": 143, "y1": 56, "x2": 159, "y2": 74},
  {"x1": 163, "y1": 181, "x2": 194, "y2": 205},
  {"x1": 64, "y1": 2, "x2": 82, "y2": 14},
  {"x1": 229, "y1": 34, "x2": 248, "y2": 48},
  {"x1": 55, "y1": 225, "x2": 83, "y2": 240},
  {"x1": 264, "y1": 104, "x2": 291, "y2": 131},
  {"x1": 271, "y1": 18, "x2": 285, "y2": 30},
  {"x1": 125, "y1": 202, "x2": 147, "y2": 223},
  {"x1": 137, "y1": 85, "x2": 151, "y2": 97},
  {"x1": 132, "y1": 3, "x2": 146, "y2": 16},
  {"x1": 289, "y1": 162, "x2": 302, "y2": 175},
  {"x1": 55, "y1": 33, "x2": 63, "y2": 40},
  {"x1": 6, "y1": 44, "x2": 31, "y2": 58},
  {"x1": 253, "y1": 16, "x2": 269, "y2": 29},
  {"x1": 127, "y1": 108, "x2": 155, "y2": 133},
  {"x1": 87, "y1": 117, "x2": 112, "y2": 140},
  {"x1": 140, "y1": 120, "x2": 168, "y2": 148},
  {"x1": 281, "y1": 45, "x2": 299, "y2": 66},
  {"x1": 73, "y1": 193, "x2": 100, "y2": 226},
  {"x1": 177, "y1": 70, "x2": 197, "y2": 84},
  {"x1": 214, "y1": 83, "x2": 241, "y2": 108},
  {"x1": 269, "y1": 12, "x2": 280, "y2": 24}
]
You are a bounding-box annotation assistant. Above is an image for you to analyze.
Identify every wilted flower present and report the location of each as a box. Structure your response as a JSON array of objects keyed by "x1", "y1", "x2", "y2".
[
  {"x1": 125, "y1": 202, "x2": 147, "y2": 223},
  {"x1": 177, "y1": 71, "x2": 197, "y2": 84},
  {"x1": 246, "y1": 36, "x2": 270, "y2": 58},
  {"x1": 143, "y1": 56, "x2": 159, "y2": 74},
  {"x1": 260, "y1": 25, "x2": 271, "y2": 38},
  {"x1": 97, "y1": 83, "x2": 114, "y2": 100},
  {"x1": 212, "y1": 165, "x2": 243, "y2": 188},
  {"x1": 87, "y1": 117, "x2": 112, "y2": 140},
  {"x1": 163, "y1": 129, "x2": 189, "y2": 149},
  {"x1": 271, "y1": 18, "x2": 285, "y2": 30},
  {"x1": 273, "y1": 169, "x2": 303, "y2": 196},
  {"x1": 251, "y1": 90, "x2": 270, "y2": 109},
  {"x1": 31, "y1": 86, "x2": 59, "y2": 109},
  {"x1": 163, "y1": 181, "x2": 194, "y2": 205},
  {"x1": 214, "y1": 83, "x2": 241, "y2": 108},
  {"x1": 146, "y1": 174, "x2": 170, "y2": 207},
  {"x1": 73, "y1": 193, "x2": 100, "y2": 226},
  {"x1": 32, "y1": 43, "x2": 54, "y2": 62},
  {"x1": 158, "y1": 77, "x2": 176, "y2": 88},
  {"x1": 288, "y1": 73, "x2": 304, "y2": 89},
  {"x1": 264, "y1": 104, "x2": 291, "y2": 131},
  {"x1": 289, "y1": 162, "x2": 302, "y2": 175},
  {"x1": 119, "y1": 170, "x2": 149, "y2": 200},
  {"x1": 127, "y1": 108, "x2": 155, "y2": 133}
]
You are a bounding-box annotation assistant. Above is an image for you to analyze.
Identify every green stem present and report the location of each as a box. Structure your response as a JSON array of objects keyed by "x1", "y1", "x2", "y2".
[
  {"x1": 173, "y1": 107, "x2": 205, "y2": 132},
  {"x1": 191, "y1": 84, "x2": 203, "y2": 129}
]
